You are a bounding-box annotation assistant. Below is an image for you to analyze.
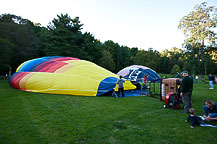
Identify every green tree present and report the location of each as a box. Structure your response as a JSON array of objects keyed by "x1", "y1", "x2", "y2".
[
  {"x1": 98, "y1": 50, "x2": 115, "y2": 72},
  {"x1": 128, "y1": 47, "x2": 138, "y2": 65},
  {"x1": 178, "y1": 2, "x2": 217, "y2": 76},
  {"x1": 0, "y1": 38, "x2": 13, "y2": 76},
  {"x1": 33, "y1": 23, "x2": 51, "y2": 57},
  {"x1": 158, "y1": 56, "x2": 169, "y2": 74},
  {"x1": 0, "y1": 14, "x2": 40, "y2": 74},
  {"x1": 170, "y1": 64, "x2": 181, "y2": 75},
  {"x1": 167, "y1": 47, "x2": 184, "y2": 73},
  {"x1": 102, "y1": 40, "x2": 121, "y2": 72},
  {"x1": 45, "y1": 14, "x2": 102, "y2": 62},
  {"x1": 160, "y1": 49, "x2": 169, "y2": 57},
  {"x1": 118, "y1": 46, "x2": 131, "y2": 70},
  {"x1": 46, "y1": 14, "x2": 84, "y2": 57},
  {"x1": 81, "y1": 32, "x2": 103, "y2": 63},
  {"x1": 132, "y1": 48, "x2": 160, "y2": 71}
]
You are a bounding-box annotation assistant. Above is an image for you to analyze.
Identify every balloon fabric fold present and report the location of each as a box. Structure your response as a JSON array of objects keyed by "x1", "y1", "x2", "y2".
[{"x1": 9, "y1": 56, "x2": 136, "y2": 96}]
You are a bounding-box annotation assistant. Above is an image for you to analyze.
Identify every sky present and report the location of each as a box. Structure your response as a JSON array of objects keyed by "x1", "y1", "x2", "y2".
[{"x1": 1, "y1": 0, "x2": 217, "y2": 52}]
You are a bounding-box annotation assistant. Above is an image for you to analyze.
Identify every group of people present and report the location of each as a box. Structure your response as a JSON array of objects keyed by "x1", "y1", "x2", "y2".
[
  {"x1": 180, "y1": 70, "x2": 217, "y2": 128},
  {"x1": 116, "y1": 75, "x2": 148, "y2": 98},
  {"x1": 116, "y1": 70, "x2": 216, "y2": 128},
  {"x1": 194, "y1": 73, "x2": 216, "y2": 89},
  {"x1": 186, "y1": 100, "x2": 217, "y2": 128}
]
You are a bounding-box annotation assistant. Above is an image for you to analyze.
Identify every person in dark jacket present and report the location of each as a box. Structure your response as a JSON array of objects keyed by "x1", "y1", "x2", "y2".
[
  {"x1": 186, "y1": 108, "x2": 204, "y2": 128},
  {"x1": 180, "y1": 70, "x2": 193, "y2": 113}
]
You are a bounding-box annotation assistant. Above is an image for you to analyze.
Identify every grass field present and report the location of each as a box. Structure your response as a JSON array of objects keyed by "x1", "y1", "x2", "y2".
[{"x1": 0, "y1": 79, "x2": 217, "y2": 144}]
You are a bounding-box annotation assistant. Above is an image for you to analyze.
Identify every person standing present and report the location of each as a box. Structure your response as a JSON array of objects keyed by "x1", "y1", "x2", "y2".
[
  {"x1": 117, "y1": 76, "x2": 125, "y2": 98},
  {"x1": 142, "y1": 75, "x2": 148, "y2": 91},
  {"x1": 208, "y1": 74, "x2": 215, "y2": 89},
  {"x1": 180, "y1": 70, "x2": 194, "y2": 113},
  {"x1": 195, "y1": 75, "x2": 198, "y2": 83}
]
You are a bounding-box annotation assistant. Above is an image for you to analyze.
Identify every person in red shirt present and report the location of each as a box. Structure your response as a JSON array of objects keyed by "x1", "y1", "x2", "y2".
[{"x1": 142, "y1": 75, "x2": 148, "y2": 90}]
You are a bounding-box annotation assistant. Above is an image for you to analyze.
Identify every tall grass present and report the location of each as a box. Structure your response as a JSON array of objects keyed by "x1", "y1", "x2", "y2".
[{"x1": 0, "y1": 79, "x2": 216, "y2": 144}]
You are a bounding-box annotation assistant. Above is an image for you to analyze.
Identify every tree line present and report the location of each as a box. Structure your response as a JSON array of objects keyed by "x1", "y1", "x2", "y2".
[{"x1": 0, "y1": 2, "x2": 216, "y2": 78}]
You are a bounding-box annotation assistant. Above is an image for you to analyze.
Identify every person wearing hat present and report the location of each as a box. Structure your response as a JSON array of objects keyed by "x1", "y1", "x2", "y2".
[{"x1": 180, "y1": 70, "x2": 194, "y2": 113}]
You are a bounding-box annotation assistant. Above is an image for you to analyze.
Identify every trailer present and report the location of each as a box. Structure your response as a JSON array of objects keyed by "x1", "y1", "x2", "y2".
[{"x1": 160, "y1": 78, "x2": 182, "y2": 109}]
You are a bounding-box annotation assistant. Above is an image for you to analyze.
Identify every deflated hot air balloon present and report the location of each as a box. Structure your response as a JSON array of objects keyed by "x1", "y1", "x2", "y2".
[
  {"x1": 117, "y1": 65, "x2": 161, "y2": 83},
  {"x1": 9, "y1": 56, "x2": 136, "y2": 96}
]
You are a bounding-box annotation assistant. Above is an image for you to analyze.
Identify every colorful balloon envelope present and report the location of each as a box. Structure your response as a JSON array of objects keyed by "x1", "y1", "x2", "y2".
[{"x1": 9, "y1": 56, "x2": 136, "y2": 96}]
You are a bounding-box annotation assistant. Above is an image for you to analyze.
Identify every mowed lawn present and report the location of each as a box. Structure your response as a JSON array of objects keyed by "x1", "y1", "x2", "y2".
[{"x1": 0, "y1": 79, "x2": 216, "y2": 144}]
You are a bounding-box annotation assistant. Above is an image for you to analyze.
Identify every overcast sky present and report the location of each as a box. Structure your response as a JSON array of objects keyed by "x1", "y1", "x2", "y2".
[{"x1": 1, "y1": 0, "x2": 217, "y2": 52}]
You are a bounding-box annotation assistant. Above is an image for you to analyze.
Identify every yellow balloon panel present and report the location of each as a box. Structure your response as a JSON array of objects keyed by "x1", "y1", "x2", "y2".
[
  {"x1": 9, "y1": 57, "x2": 137, "y2": 96},
  {"x1": 24, "y1": 72, "x2": 100, "y2": 96}
]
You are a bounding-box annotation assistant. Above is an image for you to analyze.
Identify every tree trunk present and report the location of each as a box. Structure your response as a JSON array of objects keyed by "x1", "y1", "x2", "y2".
[
  {"x1": 197, "y1": 46, "x2": 200, "y2": 75},
  {"x1": 201, "y1": 38, "x2": 207, "y2": 75},
  {"x1": 192, "y1": 45, "x2": 195, "y2": 78},
  {"x1": 204, "y1": 63, "x2": 207, "y2": 75}
]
